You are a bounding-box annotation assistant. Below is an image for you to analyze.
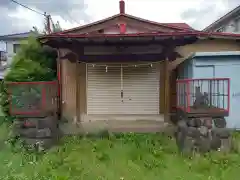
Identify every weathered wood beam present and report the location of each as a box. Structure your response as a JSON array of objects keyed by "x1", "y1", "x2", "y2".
[
  {"x1": 75, "y1": 48, "x2": 83, "y2": 127},
  {"x1": 162, "y1": 44, "x2": 177, "y2": 122},
  {"x1": 76, "y1": 54, "x2": 166, "y2": 62},
  {"x1": 164, "y1": 57, "x2": 170, "y2": 122},
  {"x1": 42, "y1": 36, "x2": 198, "y2": 48},
  {"x1": 56, "y1": 49, "x2": 62, "y2": 119},
  {"x1": 170, "y1": 39, "x2": 240, "y2": 70}
]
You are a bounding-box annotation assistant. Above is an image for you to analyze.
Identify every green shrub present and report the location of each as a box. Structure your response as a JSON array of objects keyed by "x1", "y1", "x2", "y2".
[{"x1": 0, "y1": 36, "x2": 57, "y2": 120}]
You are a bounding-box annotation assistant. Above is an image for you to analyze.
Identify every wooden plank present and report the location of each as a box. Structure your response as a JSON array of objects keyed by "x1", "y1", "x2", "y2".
[
  {"x1": 164, "y1": 58, "x2": 170, "y2": 122},
  {"x1": 76, "y1": 60, "x2": 80, "y2": 123},
  {"x1": 78, "y1": 54, "x2": 165, "y2": 62},
  {"x1": 159, "y1": 62, "x2": 165, "y2": 113},
  {"x1": 57, "y1": 50, "x2": 62, "y2": 119}
]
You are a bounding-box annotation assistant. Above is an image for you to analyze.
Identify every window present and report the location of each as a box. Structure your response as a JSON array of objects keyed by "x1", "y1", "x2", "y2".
[
  {"x1": 0, "y1": 51, "x2": 7, "y2": 66},
  {"x1": 13, "y1": 44, "x2": 21, "y2": 53}
]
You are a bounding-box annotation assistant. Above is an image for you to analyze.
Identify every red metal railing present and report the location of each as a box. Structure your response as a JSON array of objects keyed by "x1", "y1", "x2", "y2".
[
  {"x1": 176, "y1": 78, "x2": 230, "y2": 114},
  {"x1": 7, "y1": 81, "x2": 58, "y2": 116}
]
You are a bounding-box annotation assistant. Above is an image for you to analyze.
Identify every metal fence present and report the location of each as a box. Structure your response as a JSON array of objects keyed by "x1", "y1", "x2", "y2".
[
  {"x1": 8, "y1": 81, "x2": 58, "y2": 117},
  {"x1": 176, "y1": 78, "x2": 230, "y2": 113}
]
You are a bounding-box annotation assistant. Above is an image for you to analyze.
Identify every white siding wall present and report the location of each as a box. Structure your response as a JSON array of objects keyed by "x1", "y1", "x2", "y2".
[
  {"x1": 215, "y1": 16, "x2": 240, "y2": 33},
  {"x1": 223, "y1": 20, "x2": 235, "y2": 33},
  {"x1": 6, "y1": 40, "x2": 21, "y2": 65},
  {"x1": 0, "y1": 40, "x2": 23, "y2": 79}
]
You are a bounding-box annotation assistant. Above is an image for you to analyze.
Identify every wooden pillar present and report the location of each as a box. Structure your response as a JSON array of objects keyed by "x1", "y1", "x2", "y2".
[
  {"x1": 69, "y1": 46, "x2": 82, "y2": 126},
  {"x1": 164, "y1": 57, "x2": 170, "y2": 122},
  {"x1": 57, "y1": 49, "x2": 62, "y2": 119},
  {"x1": 75, "y1": 60, "x2": 80, "y2": 124}
]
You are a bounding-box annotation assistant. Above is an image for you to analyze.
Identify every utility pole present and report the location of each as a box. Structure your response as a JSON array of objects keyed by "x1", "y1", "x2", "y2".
[{"x1": 44, "y1": 12, "x2": 51, "y2": 34}]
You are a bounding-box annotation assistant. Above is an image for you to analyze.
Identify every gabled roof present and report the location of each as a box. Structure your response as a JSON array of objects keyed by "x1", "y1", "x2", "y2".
[
  {"x1": 203, "y1": 5, "x2": 240, "y2": 31},
  {"x1": 51, "y1": 13, "x2": 195, "y2": 35},
  {"x1": 42, "y1": 0, "x2": 240, "y2": 42},
  {"x1": 0, "y1": 31, "x2": 38, "y2": 41},
  {"x1": 40, "y1": 31, "x2": 240, "y2": 43},
  {"x1": 163, "y1": 23, "x2": 194, "y2": 30}
]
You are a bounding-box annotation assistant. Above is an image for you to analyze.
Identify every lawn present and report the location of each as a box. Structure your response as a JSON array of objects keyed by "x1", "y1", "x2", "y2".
[{"x1": 0, "y1": 122, "x2": 240, "y2": 180}]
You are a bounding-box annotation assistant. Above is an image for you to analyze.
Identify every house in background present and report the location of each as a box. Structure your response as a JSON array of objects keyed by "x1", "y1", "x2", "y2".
[
  {"x1": 203, "y1": 5, "x2": 240, "y2": 33},
  {"x1": 39, "y1": 0, "x2": 240, "y2": 133},
  {"x1": 0, "y1": 31, "x2": 36, "y2": 64},
  {"x1": 0, "y1": 31, "x2": 37, "y2": 79},
  {"x1": 0, "y1": 50, "x2": 7, "y2": 79}
]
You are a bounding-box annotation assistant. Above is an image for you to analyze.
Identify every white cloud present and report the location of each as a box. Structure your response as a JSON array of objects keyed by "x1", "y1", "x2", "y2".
[
  {"x1": 8, "y1": 6, "x2": 44, "y2": 32},
  {"x1": 86, "y1": 0, "x2": 202, "y2": 23},
  {"x1": 66, "y1": 0, "x2": 238, "y2": 30}
]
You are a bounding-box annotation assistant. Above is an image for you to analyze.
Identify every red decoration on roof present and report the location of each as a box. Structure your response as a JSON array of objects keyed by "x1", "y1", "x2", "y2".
[
  {"x1": 119, "y1": 0, "x2": 125, "y2": 14},
  {"x1": 119, "y1": 23, "x2": 126, "y2": 34}
]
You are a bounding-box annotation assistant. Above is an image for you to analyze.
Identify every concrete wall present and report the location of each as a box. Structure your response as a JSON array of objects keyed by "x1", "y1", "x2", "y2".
[
  {"x1": 178, "y1": 52, "x2": 240, "y2": 129},
  {"x1": 177, "y1": 58, "x2": 193, "y2": 79}
]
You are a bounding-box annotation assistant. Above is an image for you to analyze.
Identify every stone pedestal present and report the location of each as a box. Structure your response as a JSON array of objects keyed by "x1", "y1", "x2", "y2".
[
  {"x1": 12, "y1": 115, "x2": 59, "y2": 151},
  {"x1": 176, "y1": 117, "x2": 231, "y2": 153}
]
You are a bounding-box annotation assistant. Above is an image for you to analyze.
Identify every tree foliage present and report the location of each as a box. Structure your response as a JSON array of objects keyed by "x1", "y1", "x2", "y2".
[
  {"x1": 0, "y1": 36, "x2": 57, "y2": 119},
  {"x1": 32, "y1": 20, "x2": 63, "y2": 35}
]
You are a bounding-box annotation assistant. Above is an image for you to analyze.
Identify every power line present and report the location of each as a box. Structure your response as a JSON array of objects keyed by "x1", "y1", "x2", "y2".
[
  {"x1": 9, "y1": 0, "x2": 52, "y2": 34},
  {"x1": 9, "y1": 0, "x2": 46, "y2": 16}
]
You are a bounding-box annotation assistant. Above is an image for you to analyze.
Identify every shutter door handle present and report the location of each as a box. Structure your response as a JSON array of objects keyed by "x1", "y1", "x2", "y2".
[
  {"x1": 121, "y1": 90, "x2": 123, "y2": 98},
  {"x1": 121, "y1": 90, "x2": 124, "y2": 102}
]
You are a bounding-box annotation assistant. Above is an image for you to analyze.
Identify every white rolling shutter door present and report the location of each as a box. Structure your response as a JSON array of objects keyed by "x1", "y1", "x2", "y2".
[
  {"x1": 87, "y1": 64, "x2": 160, "y2": 115},
  {"x1": 87, "y1": 64, "x2": 121, "y2": 114},
  {"x1": 122, "y1": 66, "x2": 160, "y2": 114}
]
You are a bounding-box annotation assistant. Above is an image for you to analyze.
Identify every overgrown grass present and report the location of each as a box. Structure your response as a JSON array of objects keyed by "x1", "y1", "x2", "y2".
[{"x1": 1, "y1": 123, "x2": 240, "y2": 180}]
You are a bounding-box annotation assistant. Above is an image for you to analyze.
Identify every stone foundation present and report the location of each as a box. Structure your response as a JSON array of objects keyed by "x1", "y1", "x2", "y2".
[
  {"x1": 12, "y1": 116, "x2": 59, "y2": 151},
  {"x1": 175, "y1": 117, "x2": 231, "y2": 153}
]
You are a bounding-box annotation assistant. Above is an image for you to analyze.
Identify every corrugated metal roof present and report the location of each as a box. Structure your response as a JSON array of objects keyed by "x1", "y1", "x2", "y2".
[
  {"x1": 162, "y1": 23, "x2": 195, "y2": 30},
  {"x1": 0, "y1": 31, "x2": 38, "y2": 40},
  {"x1": 41, "y1": 31, "x2": 240, "y2": 39}
]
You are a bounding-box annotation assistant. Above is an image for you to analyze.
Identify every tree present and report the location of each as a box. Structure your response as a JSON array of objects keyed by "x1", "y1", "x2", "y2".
[
  {"x1": 31, "y1": 17, "x2": 63, "y2": 35},
  {"x1": 0, "y1": 36, "x2": 57, "y2": 119},
  {"x1": 31, "y1": 26, "x2": 39, "y2": 34},
  {"x1": 53, "y1": 21, "x2": 62, "y2": 32}
]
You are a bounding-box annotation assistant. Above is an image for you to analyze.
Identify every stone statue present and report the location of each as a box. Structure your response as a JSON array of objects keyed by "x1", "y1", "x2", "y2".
[{"x1": 194, "y1": 86, "x2": 209, "y2": 108}]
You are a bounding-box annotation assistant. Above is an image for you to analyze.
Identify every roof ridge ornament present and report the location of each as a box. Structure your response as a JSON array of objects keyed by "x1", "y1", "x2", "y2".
[{"x1": 119, "y1": 0, "x2": 125, "y2": 14}]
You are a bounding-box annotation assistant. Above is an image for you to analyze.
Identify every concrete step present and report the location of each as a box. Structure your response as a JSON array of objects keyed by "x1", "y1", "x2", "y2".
[{"x1": 60, "y1": 120, "x2": 175, "y2": 135}]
